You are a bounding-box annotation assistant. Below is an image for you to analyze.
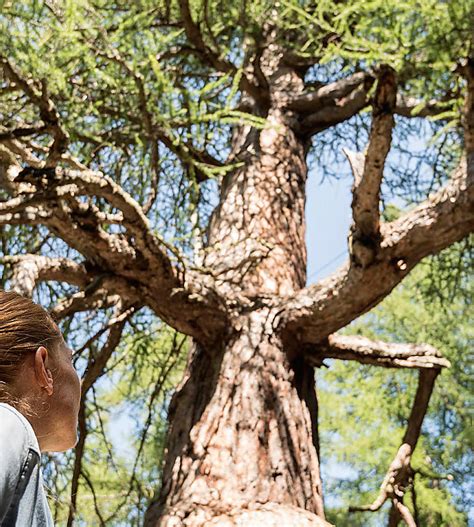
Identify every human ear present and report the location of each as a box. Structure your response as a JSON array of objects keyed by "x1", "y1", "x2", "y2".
[{"x1": 34, "y1": 346, "x2": 54, "y2": 396}]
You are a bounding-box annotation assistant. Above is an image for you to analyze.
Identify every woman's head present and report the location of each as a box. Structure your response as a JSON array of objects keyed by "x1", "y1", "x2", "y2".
[{"x1": 0, "y1": 290, "x2": 81, "y2": 452}]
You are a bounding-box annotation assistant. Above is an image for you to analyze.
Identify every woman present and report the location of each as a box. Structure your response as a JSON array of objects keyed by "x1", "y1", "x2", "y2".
[{"x1": 0, "y1": 290, "x2": 81, "y2": 526}]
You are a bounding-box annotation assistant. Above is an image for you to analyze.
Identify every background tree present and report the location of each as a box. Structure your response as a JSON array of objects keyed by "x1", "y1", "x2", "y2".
[{"x1": 0, "y1": 1, "x2": 472, "y2": 526}]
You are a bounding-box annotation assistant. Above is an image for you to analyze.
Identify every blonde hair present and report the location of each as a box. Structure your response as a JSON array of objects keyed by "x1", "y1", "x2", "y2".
[{"x1": 0, "y1": 290, "x2": 61, "y2": 413}]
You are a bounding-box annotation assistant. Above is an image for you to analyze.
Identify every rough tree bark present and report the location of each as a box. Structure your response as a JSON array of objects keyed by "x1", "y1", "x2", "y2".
[{"x1": 144, "y1": 50, "x2": 332, "y2": 525}]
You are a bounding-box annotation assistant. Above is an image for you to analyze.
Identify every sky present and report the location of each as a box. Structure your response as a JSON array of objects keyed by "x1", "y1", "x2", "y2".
[
  {"x1": 305, "y1": 166, "x2": 355, "y2": 507},
  {"x1": 305, "y1": 166, "x2": 352, "y2": 284}
]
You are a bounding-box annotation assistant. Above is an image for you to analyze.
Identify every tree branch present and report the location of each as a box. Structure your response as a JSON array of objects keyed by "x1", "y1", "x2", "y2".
[
  {"x1": 307, "y1": 334, "x2": 450, "y2": 370},
  {"x1": 50, "y1": 278, "x2": 137, "y2": 321},
  {"x1": 346, "y1": 66, "x2": 397, "y2": 267},
  {"x1": 300, "y1": 82, "x2": 374, "y2": 135},
  {"x1": 389, "y1": 499, "x2": 417, "y2": 527},
  {"x1": 80, "y1": 306, "x2": 133, "y2": 394},
  {"x1": 460, "y1": 57, "x2": 474, "y2": 163},
  {"x1": 67, "y1": 401, "x2": 88, "y2": 527},
  {"x1": 0, "y1": 160, "x2": 229, "y2": 343},
  {"x1": 284, "y1": 71, "x2": 375, "y2": 135},
  {"x1": 394, "y1": 94, "x2": 453, "y2": 119},
  {"x1": 0, "y1": 144, "x2": 23, "y2": 193},
  {"x1": 0, "y1": 55, "x2": 69, "y2": 166},
  {"x1": 1, "y1": 254, "x2": 91, "y2": 297},
  {"x1": 288, "y1": 70, "x2": 452, "y2": 136},
  {"x1": 287, "y1": 71, "x2": 371, "y2": 113},
  {"x1": 0, "y1": 123, "x2": 49, "y2": 141},
  {"x1": 281, "y1": 155, "x2": 473, "y2": 345},
  {"x1": 0, "y1": 207, "x2": 52, "y2": 226},
  {"x1": 67, "y1": 304, "x2": 131, "y2": 527},
  {"x1": 73, "y1": 93, "x2": 223, "y2": 184},
  {"x1": 13, "y1": 166, "x2": 171, "y2": 254},
  {"x1": 177, "y1": 0, "x2": 264, "y2": 104},
  {"x1": 349, "y1": 369, "x2": 438, "y2": 527}
]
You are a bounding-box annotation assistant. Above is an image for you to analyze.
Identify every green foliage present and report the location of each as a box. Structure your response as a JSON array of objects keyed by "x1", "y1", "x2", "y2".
[
  {"x1": 1, "y1": 0, "x2": 468, "y2": 242},
  {"x1": 319, "y1": 241, "x2": 472, "y2": 526}
]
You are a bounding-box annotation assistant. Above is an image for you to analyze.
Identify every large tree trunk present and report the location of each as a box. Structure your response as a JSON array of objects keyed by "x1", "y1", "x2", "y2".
[
  {"x1": 144, "y1": 67, "x2": 331, "y2": 525},
  {"x1": 145, "y1": 316, "x2": 327, "y2": 526}
]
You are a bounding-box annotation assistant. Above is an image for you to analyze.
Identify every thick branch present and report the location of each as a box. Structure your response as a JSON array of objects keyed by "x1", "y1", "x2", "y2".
[
  {"x1": 284, "y1": 71, "x2": 375, "y2": 135},
  {"x1": 300, "y1": 82, "x2": 374, "y2": 135},
  {"x1": 281, "y1": 61, "x2": 474, "y2": 343},
  {"x1": 0, "y1": 123, "x2": 48, "y2": 141},
  {"x1": 347, "y1": 67, "x2": 397, "y2": 267},
  {"x1": 13, "y1": 166, "x2": 169, "y2": 253},
  {"x1": 281, "y1": 156, "x2": 474, "y2": 345},
  {"x1": 0, "y1": 207, "x2": 52, "y2": 226},
  {"x1": 0, "y1": 162, "x2": 229, "y2": 342},
  {"x1": 0, "y1": 144, "x2": 22, "y2": 193},
  {"x1": 289, "y1": 71, "x2": 452, "y2": 136},
  {"x1": 288, "y1": 71, "x2": 371, "y2": 113},
  {"x1": 349, "y1": 369, "x2": 438, "y2": 525},
  {"x1": 307, "y1": 334, "x2": 450, "y2": 370},
  {"x1": 2, "y1": 254, "x2": 91, "y2": 297}
]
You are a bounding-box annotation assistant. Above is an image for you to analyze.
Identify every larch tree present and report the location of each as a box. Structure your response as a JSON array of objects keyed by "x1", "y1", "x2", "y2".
[{"x1": 0, "y1": 1, "x2": 472, "y2": 526}]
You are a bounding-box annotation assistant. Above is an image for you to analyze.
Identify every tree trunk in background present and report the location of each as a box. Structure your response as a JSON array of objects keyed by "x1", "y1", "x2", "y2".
[{"x1": 145, "y1": 84, "x2": 331, "y2": 525}]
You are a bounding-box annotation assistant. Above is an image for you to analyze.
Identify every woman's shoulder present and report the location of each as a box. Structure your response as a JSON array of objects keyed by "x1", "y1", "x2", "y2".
[
  {"x1": 0, "y1": 403, "x2": 40, "y2": 456},
  {"x1": 0, "y1": 404, "x2": 44, "y2": 526}
]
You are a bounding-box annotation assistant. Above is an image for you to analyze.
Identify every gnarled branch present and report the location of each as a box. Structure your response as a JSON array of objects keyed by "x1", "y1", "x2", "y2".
[
  {"x1": 287, "y1": 71, "x2": 372, "y2": 113},
  {"x1": 349, "y1": 369, "x2": 439, "y2": 527},
  {"x1": 307, "y1": 334, "x2": 450, "y2": 370},
  {"x1": 2, "y1": 254, "x2": 91, "y2": 297},
  {"x1": 281, "y1": 155, "x2": 474, "y2": 345},
  {"x1": 0, "y1": 156, "x2": 229, "y2": 343},
  {"x1": 346, "y1": 66, "x2": 397, "y2": 267},
  {"x1": 299, "y1": 76, "x2": 375, "y2": 135}
]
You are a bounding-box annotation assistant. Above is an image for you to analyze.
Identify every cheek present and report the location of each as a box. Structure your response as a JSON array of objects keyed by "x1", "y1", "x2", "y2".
[
  {"x1": 59, "y1": 366, "x2": 81, "y2": 410},
  {"x1": 72, "y1": 370, "x2": 82, "y2": 406}
]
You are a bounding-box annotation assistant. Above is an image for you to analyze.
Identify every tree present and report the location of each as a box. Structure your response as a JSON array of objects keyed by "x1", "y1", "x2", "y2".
[{"x1": 0, "y1": 1, "x2": 473, "y2": 525}]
